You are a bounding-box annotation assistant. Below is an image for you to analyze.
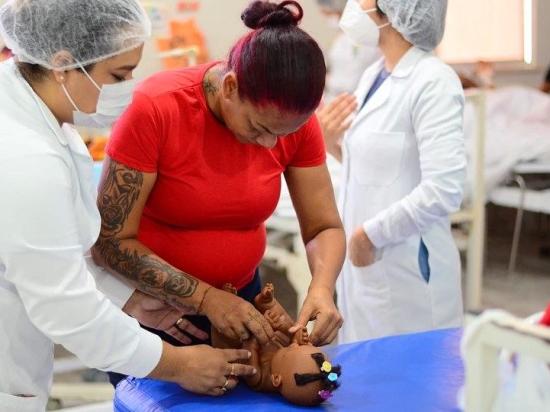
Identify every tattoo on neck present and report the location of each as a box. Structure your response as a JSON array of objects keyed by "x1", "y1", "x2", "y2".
[
  {"x1": 95, "y1": 161, "x2": 198, "y2": 303},
  {"x1": 203, "y1": 65, "x2": 224, "y2": 96},
  {"x1": 203, "y1": 78, "x2": 218, "y2": 96}
]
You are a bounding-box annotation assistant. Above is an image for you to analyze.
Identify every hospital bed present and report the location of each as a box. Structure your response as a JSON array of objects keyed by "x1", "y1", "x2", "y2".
[
  {"x1": 463, "y1": 310, "x2": 550, "y2": 411},
  {"x1": 463, "y1": 86, "x2": 550, "y2": 277},
  {"x1": 489, "y1": 160, "x2": 550, "y2": 274}
]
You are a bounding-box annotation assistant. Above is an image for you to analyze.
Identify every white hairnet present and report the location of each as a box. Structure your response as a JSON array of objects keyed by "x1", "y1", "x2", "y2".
[
  {"x1": 378, "y1": 0, "x2": 448, "y2": 52},
  {"x1": 0, "y1": 0, "x2": 151, "y2": 70}
]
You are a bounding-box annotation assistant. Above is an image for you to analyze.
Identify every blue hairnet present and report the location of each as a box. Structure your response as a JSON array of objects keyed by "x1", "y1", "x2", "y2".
[
  {"x1": 0, "y1": 0, "x2": 151, "y2": 70},
  {"x1": 378, "y1": 0, "x2": 448, "y2": 51}
]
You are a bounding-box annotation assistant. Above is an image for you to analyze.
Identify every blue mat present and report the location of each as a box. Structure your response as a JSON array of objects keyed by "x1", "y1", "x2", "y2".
[{"x1": 114, "y1": 328, "x2": 463, "y2": 411}]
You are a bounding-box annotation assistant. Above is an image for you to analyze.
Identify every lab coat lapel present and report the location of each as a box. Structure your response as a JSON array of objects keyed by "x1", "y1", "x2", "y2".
[
  {"x1": 349, "y1": 47, "x2": 426, "y2": 132},
  {"x1": 351, "y1": 76, "x2": 393, "y2": 129}
]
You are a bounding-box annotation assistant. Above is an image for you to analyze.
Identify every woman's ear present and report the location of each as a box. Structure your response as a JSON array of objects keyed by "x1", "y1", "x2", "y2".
[
  {"x1": 221, "y1": 71, "x2": 239, "y2": 102},
  {"x1": 52, "y1": 70, "x2": 66, "y2": 84},
  {"x1": 50, "y1": 50, "x2": 75, "y2": 84}
]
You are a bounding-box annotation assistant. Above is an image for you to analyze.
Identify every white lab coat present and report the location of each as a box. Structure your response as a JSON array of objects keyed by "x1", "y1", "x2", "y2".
[
  {"x1": 0, "y1": 59, "x2": 161, "y2": 411},
  {"x1": 337, "y1": 47, "x2": 466, "y2": 343}
]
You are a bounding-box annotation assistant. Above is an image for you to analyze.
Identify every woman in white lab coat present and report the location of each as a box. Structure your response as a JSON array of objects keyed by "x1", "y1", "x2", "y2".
[
  {"x1": 320, "y1": 0, "x2": 466, "y2": 343},
  {"x1": 316, "y1": 0, "x2": 380, "y2": 102},
  {"x1": 0, "y1": 1, "x2": 255, "y2": 409}
]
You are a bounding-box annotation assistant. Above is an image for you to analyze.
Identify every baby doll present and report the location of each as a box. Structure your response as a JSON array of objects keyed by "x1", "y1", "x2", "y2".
[{"x1": 212, "y1": 283, "x2": 342, "y2": 406}]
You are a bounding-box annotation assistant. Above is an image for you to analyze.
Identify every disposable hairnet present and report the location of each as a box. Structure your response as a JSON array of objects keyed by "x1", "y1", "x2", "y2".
[
  {"x1": 378, "y1": 0, "x2": 448, "y2": 51},
  {"x1": 0, "y1": 0, "x2": 151, "y2": 70},
  {"x1": 316, "y1": 0, "x2": 347, "y2": 13}
]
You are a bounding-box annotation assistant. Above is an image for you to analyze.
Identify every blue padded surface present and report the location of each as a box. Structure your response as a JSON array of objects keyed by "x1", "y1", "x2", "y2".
[{"x1": 114, "y1": 328, "x2": 463, "y2": 412}]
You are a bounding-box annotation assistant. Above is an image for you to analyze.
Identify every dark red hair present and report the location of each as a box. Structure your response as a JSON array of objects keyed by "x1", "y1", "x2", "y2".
[{"x1": 227, "y1": 1, "x2": 326, "y2": 114}]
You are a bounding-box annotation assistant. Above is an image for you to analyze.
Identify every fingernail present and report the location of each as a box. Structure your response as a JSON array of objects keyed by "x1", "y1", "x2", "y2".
[
  {"x1": 247, "y1": 351, "x2": 251, "y2": 358},
  {"x1": 253, "y1": 368, "x2": 257, "y2": 374}
]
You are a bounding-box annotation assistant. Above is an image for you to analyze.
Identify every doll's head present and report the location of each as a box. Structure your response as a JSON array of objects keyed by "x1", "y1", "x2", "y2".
[{"x1": 270, "y1": 343, "x2": 341, "y2": 406}]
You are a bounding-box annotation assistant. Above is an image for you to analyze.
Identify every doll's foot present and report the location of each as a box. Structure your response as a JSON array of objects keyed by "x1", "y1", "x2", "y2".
[{"x1": 260, "y1": 283, "x2": 274, "y2": 301}]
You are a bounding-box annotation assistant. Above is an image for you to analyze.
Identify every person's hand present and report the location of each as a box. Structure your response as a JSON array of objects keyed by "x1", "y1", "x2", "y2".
[
  {"x1": 200, "y1": 288, "x2": 274, "y2": 345},
  {"x1": 349, "y1": 226, "x2": 376, "y2": 267},
  {"x1": 289, "y1": 287, "x2": 343, "y2": 346},
  {"x1": 152, "y1": 343, "x2": 256, "y2": 396},
  {"x1": 123, "y1": 290, "x2": 208, "y2": 344},
  {"x1": 317, "y1": 93, "x2": 358, "y2": 149}
]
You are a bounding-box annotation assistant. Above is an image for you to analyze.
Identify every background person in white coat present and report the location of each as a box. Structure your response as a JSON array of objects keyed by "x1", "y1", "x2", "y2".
[
  {"x1": 317, "y1": 0, "x2": 380, "y2": 103},
  {"x1": 0, "y1": 1, "x2": 255, "y2": 409},
  {"x1": 320, "y1": 0, "x2": 466, "y2": 343}
]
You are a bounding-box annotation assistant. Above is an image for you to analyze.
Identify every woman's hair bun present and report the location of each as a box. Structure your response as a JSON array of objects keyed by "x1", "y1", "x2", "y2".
[{"x1": 241, "y1": 1, "x2": 304, "y2": 29}]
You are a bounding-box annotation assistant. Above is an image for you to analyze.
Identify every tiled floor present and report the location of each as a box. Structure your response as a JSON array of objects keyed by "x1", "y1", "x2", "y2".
[{"x1": 479, "y1": 237, "x2": 550, "y2": 317}]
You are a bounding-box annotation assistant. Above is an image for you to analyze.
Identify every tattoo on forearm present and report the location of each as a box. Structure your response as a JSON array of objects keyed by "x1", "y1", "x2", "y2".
[{"x1": 95, "y1": 162, "x2": 198, "y2": 301}]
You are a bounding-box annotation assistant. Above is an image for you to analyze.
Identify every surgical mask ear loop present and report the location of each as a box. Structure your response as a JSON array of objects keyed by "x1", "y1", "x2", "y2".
[
  {"x1": 61, "y1": 82, "x2": 80, "y2": 112},
  {"x1": 76, "y1": 61, "x2": 101, "y2": 92},
  {"x1": 364, "y1": 7, "x2": 391, "y2": 30},
  {"x1": 59, "y1": 63, "x2": 102, "y2": 113}
]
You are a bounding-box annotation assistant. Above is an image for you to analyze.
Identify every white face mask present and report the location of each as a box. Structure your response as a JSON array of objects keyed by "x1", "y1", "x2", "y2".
[
  {"x1": 61, "y1": 64, "x2": 137, "y2": 129},
  {"x1": 325, "y1": 14, "x2": 341, "y2": 30},
  {"x1": 339, "y1": 0, "x2": 390, "y2": 48}
]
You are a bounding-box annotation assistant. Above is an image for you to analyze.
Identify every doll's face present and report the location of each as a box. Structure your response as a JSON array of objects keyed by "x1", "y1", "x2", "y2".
[{"x1": 270, "y1": 344, "x2": 327, "y2": 406}]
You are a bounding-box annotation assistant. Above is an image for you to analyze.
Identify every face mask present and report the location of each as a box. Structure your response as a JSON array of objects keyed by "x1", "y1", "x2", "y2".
[
  {"x1": 339, "y1": 0, "x2": 390, "y2": 48},
  {"x1": 61, "y1": 64, "x2": 137, "y2": 129},
  {"x1": 325, "y1": 14, "x2": 341, "y2": 30}
]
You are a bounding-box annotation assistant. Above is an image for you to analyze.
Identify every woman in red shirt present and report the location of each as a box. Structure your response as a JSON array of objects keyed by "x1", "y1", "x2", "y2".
[{"x1": 93, "y1": 0, "x2": 346, "y2": 388}]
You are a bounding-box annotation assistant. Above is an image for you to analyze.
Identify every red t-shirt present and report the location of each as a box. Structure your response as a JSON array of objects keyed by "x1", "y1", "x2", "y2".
[
  {"x1": 106, "y1": 63, "x2": 326, "y2": 289},
  {"x1": 540, "y1": 303, "x2": 550, "y2": 326}
]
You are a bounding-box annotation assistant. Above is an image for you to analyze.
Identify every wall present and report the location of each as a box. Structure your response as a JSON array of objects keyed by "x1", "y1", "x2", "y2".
[
  {"x1": 134, "y1": 0, "x2": 338, "y2": 80},
  {"x1": 492, "y1": 0, "x2": 550, "y2": 87},
  {"x1": 135, "y1": 0, "x2": 549, "y2": 88}
]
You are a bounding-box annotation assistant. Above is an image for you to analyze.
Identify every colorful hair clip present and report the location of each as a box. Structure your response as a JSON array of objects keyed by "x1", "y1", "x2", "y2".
[
  {"x1": 327, "y1": 372, "x2": 338, "y2": 382},
  {"x1": 321, "y1": 361, "x2": 332, "y2": 373},
  {"x1": 318, "y1": 389, "x2": 333, "y2": 401}
]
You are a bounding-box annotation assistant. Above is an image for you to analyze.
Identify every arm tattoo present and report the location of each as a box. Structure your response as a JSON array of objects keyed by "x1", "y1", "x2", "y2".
[{"x1": 95, "y1": 161, "x2": 198, "y2": 304}]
